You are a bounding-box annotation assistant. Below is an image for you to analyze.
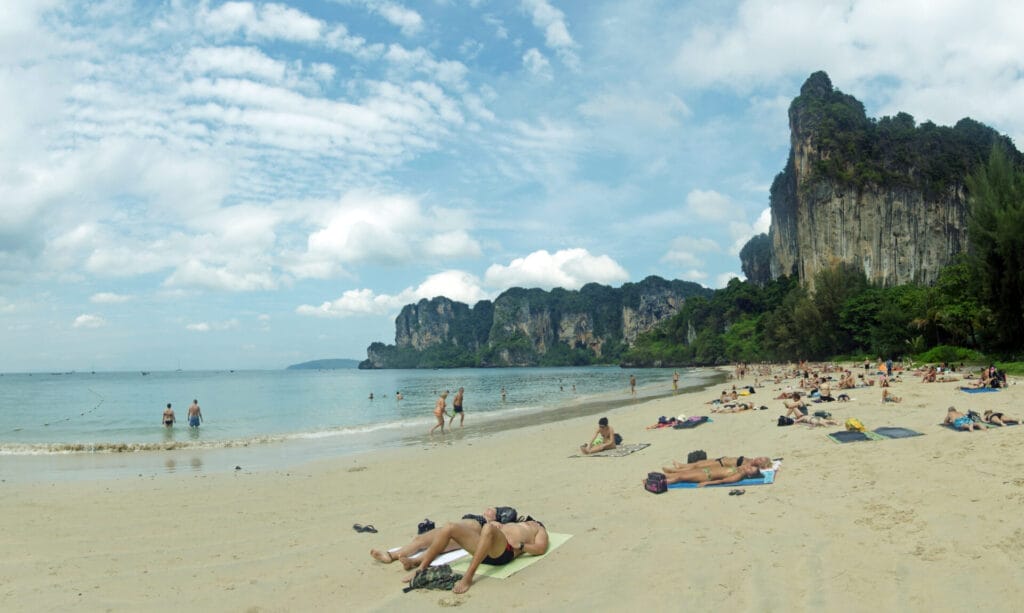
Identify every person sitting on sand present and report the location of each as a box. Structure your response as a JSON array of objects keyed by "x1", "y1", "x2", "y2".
[
  {"x1": 881, "y1": 388, "x2": 902, "y2": 403},
  {"x1": 664, "y1": 456, "x2": 771, "y2": 473},
  {"x1": 782, "y1": 394, "x2": 808, "y2": 418},
  {"x1": 944, "y1": 407, "x2": 986, "y2": 431},
  {"x1": 817, "y1": 379, "x2": 835, "y2": 401},
  {"x1": 983, "y1": 410, "x2": 1021, "y2": 426},
  {"x1": 656, "y1": 463, "x2": 763, "y2": 486},
  {"x1": 580, "y1": 417, "x2": 617, "y2": 454},
  {"x1": 403, "y1": 518, "x2": 549, "y2": 594}
]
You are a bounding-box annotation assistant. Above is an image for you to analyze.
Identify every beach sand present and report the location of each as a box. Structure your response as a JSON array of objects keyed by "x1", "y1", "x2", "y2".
[{"x1": 3, "y1": 367, "x2": 1024, "y2": 611}]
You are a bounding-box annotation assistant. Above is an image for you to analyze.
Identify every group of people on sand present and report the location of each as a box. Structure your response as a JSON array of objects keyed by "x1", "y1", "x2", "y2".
[
  {"x1": 944, "y1": 406, "x2": 1020, "y2": 431},
  {"x1": 370, "y1": 507, "x2": 549, "y2": 594},
  {"x1": 651, "y1": 454, "x2": 770, "y2": 486},
  {"x1": 161, "y1": 399, "x2": 203, "y2": 429}
]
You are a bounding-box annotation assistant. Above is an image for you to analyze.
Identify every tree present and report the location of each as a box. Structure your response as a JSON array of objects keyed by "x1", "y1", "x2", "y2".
[{"x1": 966, "y1": 145, "x2": 1024, "y2": 348}]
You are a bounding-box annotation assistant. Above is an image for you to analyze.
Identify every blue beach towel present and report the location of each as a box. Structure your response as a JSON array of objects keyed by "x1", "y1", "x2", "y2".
[
  {"x1": 668, "y1": 469, "x2": 776, "y2": 489},
  {"x1": 959, "y1": 386, "x2": 1000, "y2": 393},
  {"x1": 873, "y1": 427, "x2": 924, "y2": 439}
]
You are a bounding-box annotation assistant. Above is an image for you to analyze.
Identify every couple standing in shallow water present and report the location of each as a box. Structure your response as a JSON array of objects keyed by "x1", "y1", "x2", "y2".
[
  {"x1": 429, "y1": 387, "x2": 465, "y2": 434},
  {"x1": 161, "y1": 399, "x2": 203, "y2": 429}
]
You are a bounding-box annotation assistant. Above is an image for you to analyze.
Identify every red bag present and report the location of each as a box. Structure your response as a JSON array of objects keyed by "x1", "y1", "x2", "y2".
[{"x1": 644, "y1": 472, "x2": 667, "y2": 494}]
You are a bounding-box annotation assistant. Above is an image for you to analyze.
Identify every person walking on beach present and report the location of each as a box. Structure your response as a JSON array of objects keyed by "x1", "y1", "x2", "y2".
[
  {"x1": 629, "y1": 374, "x2": 637, "y2": 397},
  {"x1": 449, "y1": 387, "x2": 466, "y2": 428},
  {"x1": 430, "y1": 391, "x2": 450, "y2": 435},
  {"x1": 162, "y1": 403, "x2": 175, "y2": 427},
  {"x1": 672, "y1": 371, "x2": 680, "y2": 392},
  {"x1": 187, "y1": 399, "x2": 203, "y2": 429}
]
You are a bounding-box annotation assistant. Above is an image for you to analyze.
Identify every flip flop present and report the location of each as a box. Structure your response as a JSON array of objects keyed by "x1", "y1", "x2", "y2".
[
  {"x1": 728, "y1": 489, "x2": 746, "y2": 496},
  {"x1": 353, "y1": 523, "x2": 378, "y2": 533}
]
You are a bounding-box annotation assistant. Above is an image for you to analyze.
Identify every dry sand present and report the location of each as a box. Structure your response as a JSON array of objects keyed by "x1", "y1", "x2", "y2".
[{"x1": 2, "y1": 366, "x2": 1024, "y2": 612}]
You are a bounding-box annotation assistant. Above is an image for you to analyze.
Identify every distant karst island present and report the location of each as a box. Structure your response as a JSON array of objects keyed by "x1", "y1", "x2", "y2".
[
  {"x1": 286, "y1": 358, "x2": 362, "y2": 370},
  {"x1": 361, "y1": 70, "x2": 1023, "y2": 369}
]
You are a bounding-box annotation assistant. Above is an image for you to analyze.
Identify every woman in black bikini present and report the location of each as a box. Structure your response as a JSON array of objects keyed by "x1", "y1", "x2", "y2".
[
  {"x1": 983, "y1": 410, "x2": 1021, "y2": 426},
  {"x1": 658, "y1": 463, "x2": 763, "y2": 486},
  {"x1": 664, "y1": 455, "x2": 770, "y2": 473}
]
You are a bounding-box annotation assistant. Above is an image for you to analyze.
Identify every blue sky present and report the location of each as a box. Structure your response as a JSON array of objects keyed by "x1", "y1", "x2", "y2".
[{"x1": 3, "y1": 0, "x2": 1024, "y2": 371}]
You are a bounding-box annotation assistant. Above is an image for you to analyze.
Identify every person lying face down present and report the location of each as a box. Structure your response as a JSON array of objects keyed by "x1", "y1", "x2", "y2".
[
  {"x1": 663, "y1": 455, "x2": 771, "y2": 473},
  {"x1": 653, "y1": 463, "x2": 763, "y2": 487},
  {"x1": 983, "y1": 410, "x2": 1021, "y2": 426},
  {"x1": 944, "y1": 407, "x2": 985, "y2": 432}
]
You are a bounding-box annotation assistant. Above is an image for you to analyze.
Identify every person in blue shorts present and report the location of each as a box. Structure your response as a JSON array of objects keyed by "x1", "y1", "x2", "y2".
[{"x1": 187, "y1": 399, "x2": 203, "y2": 429}]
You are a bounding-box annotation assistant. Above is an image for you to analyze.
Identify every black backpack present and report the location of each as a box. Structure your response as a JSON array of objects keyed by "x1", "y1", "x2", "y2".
[
  {"x1": 777, "y1": 415, "x2": 795, "y2": 426},
  {"x1": 403, "y1": 564, "x2": 463, "y2": 592}
]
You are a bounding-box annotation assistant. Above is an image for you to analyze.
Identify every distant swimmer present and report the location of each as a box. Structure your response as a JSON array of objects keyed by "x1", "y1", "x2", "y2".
[
  {"x1": 396, "y1": 391, "x2": 404, "y2": 401},
  {"x1": 162, "y1": 403, "x2": 175, "y2": 427},
  {"x1": 449, "y1": 387, "x2": 466, "y2": 428},
  {"x1": 369, "y1": 392, "x2": 374, "y2": 400},
  {"x1": 187, "y1": 399, "x2": 203, "y2": 429},
  {"x1": 500, "y1": 386, "x2": 507, "y2": 402}
]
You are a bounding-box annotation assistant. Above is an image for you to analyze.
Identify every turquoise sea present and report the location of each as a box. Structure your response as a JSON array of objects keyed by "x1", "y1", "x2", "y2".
[{"x1": 0, "y1": 367, "x2": 721, "y2": 482}]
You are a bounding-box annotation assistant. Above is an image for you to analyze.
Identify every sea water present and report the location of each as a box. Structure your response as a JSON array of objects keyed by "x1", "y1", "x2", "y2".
[{"x1": 0, "y1": 366, "x2": 720, "y2": 481}]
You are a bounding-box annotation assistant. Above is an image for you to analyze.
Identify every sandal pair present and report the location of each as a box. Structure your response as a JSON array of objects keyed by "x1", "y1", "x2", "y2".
[
  {"x1": 353, "y1": 523, "x2": 378, "y2": 533},
  {"x1": 728, "y1": 489, "x2": 746, "y2": 496}
]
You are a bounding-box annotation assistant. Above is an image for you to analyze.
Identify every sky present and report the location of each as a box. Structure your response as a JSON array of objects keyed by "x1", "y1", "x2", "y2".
[{"x1": 3, "y1": 0, "x2": 1024, "y2": 372}]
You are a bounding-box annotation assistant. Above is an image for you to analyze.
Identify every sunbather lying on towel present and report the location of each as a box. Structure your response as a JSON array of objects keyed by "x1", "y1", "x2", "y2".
[
  {"x1": 654, "y1": 463, "x2": 763, "y2": 486},
  {"x1": 402, "y1": 518, "x2": 549, "y2": 593},
  {"x1": 370, "y1": 507, "x2": 520, "y2": 564},
  {"x1": 983, "y1": 410, "x2": 1021, "y2": 426},
  {"x1": 663, "y1": 455, "x2": 770, "y2": 473},
  {"x1": 711, "y1": 401, "x2": 755, "y2": 413},
  {"x1": 944, "y1": 407, "x2": 986, "y2": 432},
  {"x1": 794, "y1": 414, "x2": 838, "y2": 427}
]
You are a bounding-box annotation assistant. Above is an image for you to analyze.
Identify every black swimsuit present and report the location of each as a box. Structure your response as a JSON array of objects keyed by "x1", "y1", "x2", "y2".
[{"x1": 482, "y1": 543, "x2": 515, "y2": 566}]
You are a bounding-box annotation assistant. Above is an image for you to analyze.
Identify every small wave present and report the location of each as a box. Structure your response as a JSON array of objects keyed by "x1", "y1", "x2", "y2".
[{"x1": 0, "y1": 436, "x2": 290, "y2": 456}]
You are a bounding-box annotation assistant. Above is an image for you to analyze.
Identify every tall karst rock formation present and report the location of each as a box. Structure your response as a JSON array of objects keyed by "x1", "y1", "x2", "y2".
[{"x1": 743, "y1": 71, "x2": 1018, "y2": 289}]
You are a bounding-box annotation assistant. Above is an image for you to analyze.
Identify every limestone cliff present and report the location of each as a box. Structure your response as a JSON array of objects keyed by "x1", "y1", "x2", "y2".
[
  {"x1": 360, "y1": 276, "x2": 711, "y2": 368},
  {"x1": 752, "y1": 71, "x2": 1019, "y2": 289}
]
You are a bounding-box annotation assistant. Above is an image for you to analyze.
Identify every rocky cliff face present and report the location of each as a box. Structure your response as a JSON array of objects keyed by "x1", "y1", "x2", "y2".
[
  {"x1": 759, "y1": 71, "x2": 1012, "y2": 289},
  {"x1": 361, "y1": 276, "x2": 712, "y2": 368}
]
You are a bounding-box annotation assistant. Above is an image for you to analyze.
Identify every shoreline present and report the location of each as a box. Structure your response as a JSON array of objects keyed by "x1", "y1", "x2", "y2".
[
  {"x1": 0, "y1": 368, "x2": 728, "y2": 483},
  {"x1": 4, "y1": 365, "x2": 1024, "y2": 611}
]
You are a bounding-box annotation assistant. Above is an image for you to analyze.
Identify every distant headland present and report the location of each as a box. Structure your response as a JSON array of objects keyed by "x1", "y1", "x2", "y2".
[{"x1": 286, "y1": 359, "x2": 361, "y2": 370}]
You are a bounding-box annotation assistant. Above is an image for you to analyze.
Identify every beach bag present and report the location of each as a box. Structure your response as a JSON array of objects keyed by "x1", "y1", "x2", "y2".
[
  {"x1": 687, "y1": 450, "x2": 707, "y2": 463},
  {"x1": 644, "y1": 472, "x2": 668, "y2": 494},
  {"x1": 417, "y1": 518, "x2": 435, "y2": 534},
  {"x1": 614, "y1": 433, "x2": 623, "y2": 445},
  {"x1": 813, "y1": 411, "x2": 832, "y2": 419},
  {"x1": 403, "y1": 564, "x2": 463, "y2": 592},
  {"x1": 495, "y1": 506, "x2": 518, "y2": 523},
  {"x1": 967, "y1": 410, "x2": 982, "y2": 422},
  {"x1": 777, "y1": 416, "x2": 794, "y2": 426},
  {"x1": 845, "y1": 418, "x2": 866, "y2": 432}
]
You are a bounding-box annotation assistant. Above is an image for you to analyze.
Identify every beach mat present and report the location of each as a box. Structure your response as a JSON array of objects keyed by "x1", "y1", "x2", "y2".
[
  {"x1": 939, "y1": 422, "x2": 992, "y2": 431},
  {"x1": 570, "y1": 443, "x2": 650, "y2": 457},
  {"x1": 449, "y1": 532, "x2": 572, "y2": 579},
  {"x1": 393, "y1": 547, "x2": 470, "y2": 566},
  {"x1": 873, "y1": 427, "x2": 924, "y2": 439},
  {"x1": 827, "y1": 430, "x2": 887, "y2": 443},
  {"x1": 960, "y1": 386, "x2": 1000, "y2": 393},
  {"x1": 668, "y1": 468, "x2": 777, "y2": 489}
]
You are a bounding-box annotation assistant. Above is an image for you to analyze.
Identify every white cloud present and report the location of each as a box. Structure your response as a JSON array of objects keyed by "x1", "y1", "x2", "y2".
[
  {"x1": 183, "y1": 46, "x2": 288, "y2": 83},
  {"x1": 73, "y1": 314, "x2": 106, "y2": 329},
  {"x1": 166, "y1": 260, "x2": 278, "y2": 292},
  {"x1": 185, "y1": 319, "x2": 239, "y2": 332},
  {"x1": 662, "y1": 237, "x2": 721, "y2": 268},
  {"x1": 684, "y1": 189, "x2": 738, "y2": 222},
  {"x1": 293, "y1": 191, "x2": 481, "y2": 279},
  {"x1": 372, "y1": 2, "x2": 424, "y2": 36},
  {"x1": 484, "y1": 248, "x2": 628, "y2": 291},
  {"x1": 199, "y1": 2, "x2": 324, "y2": 42},
  {"x1": 522, "y1": 48, "x2": 552, "y2": 80},
  {"x1": 715, "y1": 272, "x2": 741, "y2": 288},
  {"x1": 90, "y1": 292, "x2": 132, "y2": 304},
  {"x1": 297, "y1": 270, "x2": 490, "y2": 318},
  {"x1": 727, "y1": 207, "x2": 772, "y2": 255},
  {"x1": 521, "y1": 0, "x2": 580, "y2": 70}
]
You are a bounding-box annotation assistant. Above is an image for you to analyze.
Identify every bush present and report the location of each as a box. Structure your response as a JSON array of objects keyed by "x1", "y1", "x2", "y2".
[{"x1": 915, "y1": 345, "x2": 984, "y2": 364}]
